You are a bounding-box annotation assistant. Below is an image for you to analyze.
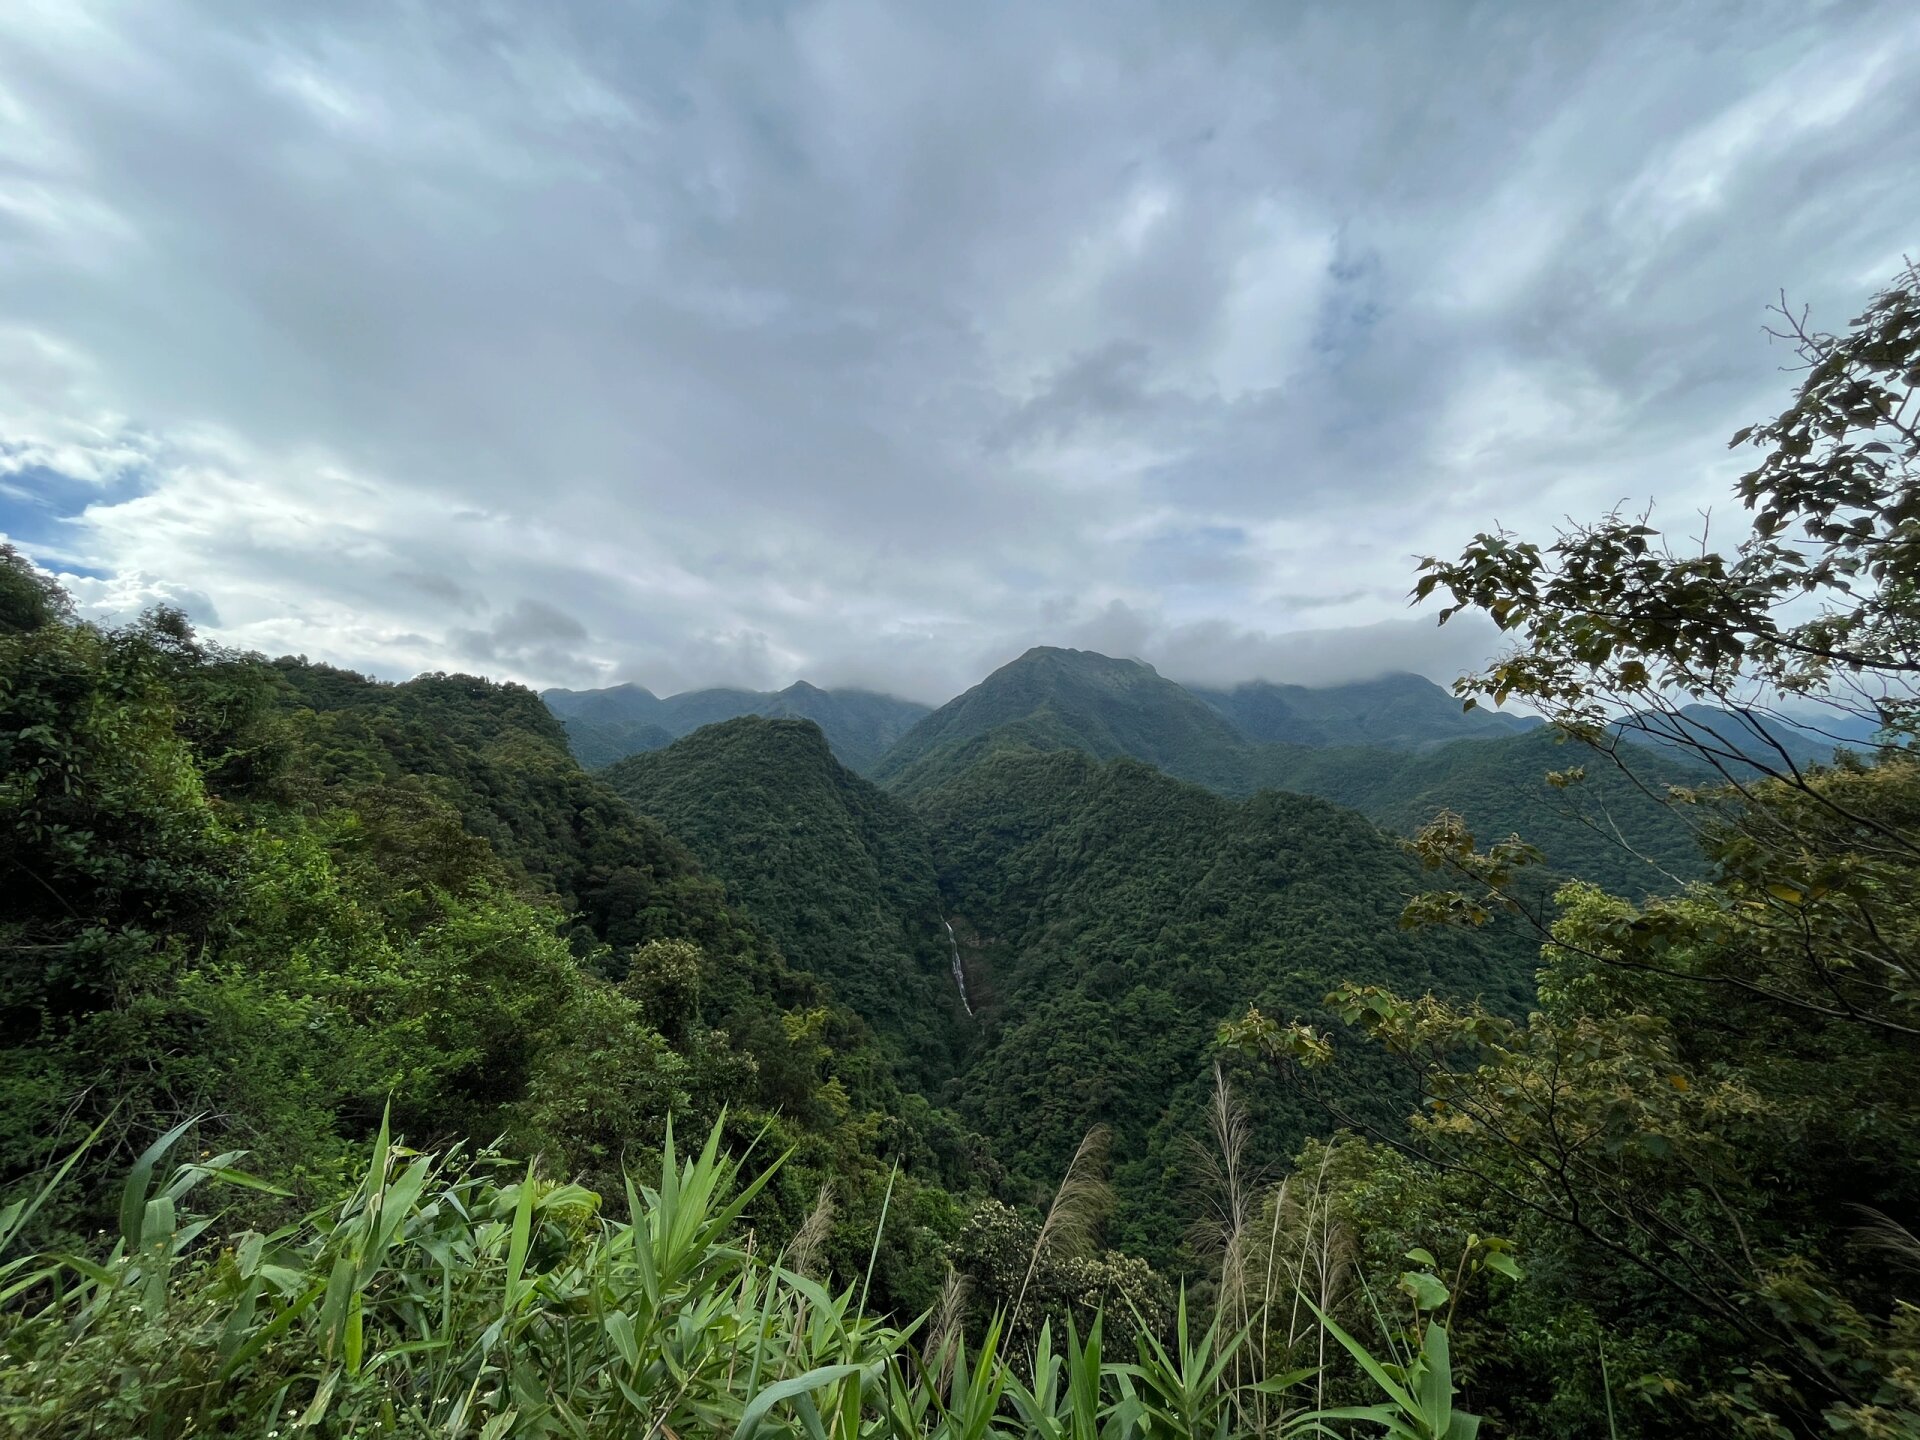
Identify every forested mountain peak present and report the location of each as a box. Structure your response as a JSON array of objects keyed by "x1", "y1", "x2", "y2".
[
  {"x1": 1006, "y1": 644, "x2": 1160, "y2": 676},
  {"x1": 602, "y1": 715, "x2": 970, "y2": 1081},
  {"x1": 871, "y1": 643, "x2": 1248, "y2": 792},
  {"x1": 542, "y1": 677, "x2": 931, "y2": 774}
]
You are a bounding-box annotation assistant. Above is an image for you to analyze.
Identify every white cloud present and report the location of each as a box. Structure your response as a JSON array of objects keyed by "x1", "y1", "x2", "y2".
[{"x1": 0, "y1": 0, "x2": 1914, "y2": 704}]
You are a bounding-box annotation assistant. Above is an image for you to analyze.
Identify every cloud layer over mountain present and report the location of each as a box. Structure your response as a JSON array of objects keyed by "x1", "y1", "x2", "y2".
[{"x1": 2, "y1": 1, "x2": 1916, "y2": 702}]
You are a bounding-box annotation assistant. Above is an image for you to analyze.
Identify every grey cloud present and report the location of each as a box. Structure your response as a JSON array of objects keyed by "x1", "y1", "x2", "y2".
[
  {"x1": 392, "y1": 570, "x2": 481, "y2": 611},
  {"x1": 0, "y1": 1, "x2": 1915, "y2": 702},
  {"x1": 1149, "y1": 614, "x2": 1511, "y2": 692},
  {"x1": 988, "y1": 341, "x2": 1165, "y2": 451},
  {"x1": 490, "y1": 599, "x2": 589, "y2": 649},
  {"x1": 1055, "y1": 599, "x2": 1507, "y2": 692},
  {"x1": 451, "y1": 598, "x2": 595, "y2": 679}
]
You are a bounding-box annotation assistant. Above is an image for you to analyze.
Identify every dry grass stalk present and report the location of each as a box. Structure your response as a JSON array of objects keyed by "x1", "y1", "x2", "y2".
[
  {"x1": 1853, "y1": 1206, "x2": 1920, "y2": 1273},
  {"x1": 1011, "y1": 1123, "x2": 1113, "y2": 1332},
  {"x1": 1186, "y1": 1065, "x2": 1264, "y2": 1425},
  {"x1": 786, "y1": 1180, "x2": 835, "y2": 1281},
  {"x1": 926, "y1": 1264, "x2": 972, "y2": 1398}
]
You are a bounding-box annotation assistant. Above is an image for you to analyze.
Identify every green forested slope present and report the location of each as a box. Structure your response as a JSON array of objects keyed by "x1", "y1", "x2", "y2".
[
  {"x1": 918, "y1": 748, "x2": 1537, "y2": 1262},
  {"x1": 873, "y1": 647, "x2": 1249, "y2": 794},
  {"x1": 545, "y1": 679, "x2": 930, "y2": 773},
  {"x1": 272, "y1": 661, "x2": 792, "y2": 983},
  {"x1": 870, "y1": 648, "x2": 1699, "y2": 894},
  {"x1": 1215, "y1": 727, "x2": 1707, "y2": 893},
  {"x1": 1190, "y1": 671, "x2": 1539, "y2": 749},
  {"x1": 0, "y1": 585, "x2": 974, "y2": 1312},
  {"x1": 561, "y1": 714, "x2": 675, "y2": 768},
  {"x1": 603, "y1": 717, "x2": 971, "y2": 1082}
]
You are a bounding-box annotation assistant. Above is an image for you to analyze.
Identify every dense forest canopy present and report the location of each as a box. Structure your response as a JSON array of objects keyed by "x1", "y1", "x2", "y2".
[
  {"x1": 916, "y1": 747, "x2": 1537, "y2": 1264},
  {"x1": 0, "y1": 579, "x2": 982, "y2": 1317},
  {"x1": 602, "y1": 716, "x2": 972, "y2": 1086}
]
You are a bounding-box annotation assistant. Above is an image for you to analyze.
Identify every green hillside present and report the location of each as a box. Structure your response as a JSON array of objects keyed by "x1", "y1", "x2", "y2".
[
  {"x1": 1191, "y1": 671, "x2": 1539, "y2": 749},
  {"x1": 0, "y1": 591, "x2": 976, "y2": 1315},
  {"x1": 544, "y1": 679, "x2": 929, "y2": 773},
  {"x1": 871, "y1": 646, "x2": 1700, "y2": 894},
  {"x1": 918, "y1": 747, "x2": 1538, "y2": 1262},
  {"x1": 603, "y1": 717, "x2": 971, "y2": 1082},
  {"x1": 1219, "y1": 727, "x2": 1706, "y2": 893},
  {"x1": 873, "y1": 646, "x2": 1249, "y2": 794},
  {"x1": 560, "y1": 714, "x2": 675, "y2": 768},
  {"x1": 590, "y1": 701, "x2": 1553, "y2": 1261}
]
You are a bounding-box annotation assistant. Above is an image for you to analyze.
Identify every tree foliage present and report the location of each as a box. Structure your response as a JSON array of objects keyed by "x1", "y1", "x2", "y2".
[
  {"x1": 0, "y1": 566, "x2": 973, "y2": 1314},
  {"x1": 1229, "y1": 262, "x2": 1920, "y2": 1436},
  {"x1": 604, "y1": 716, "x2": 971, "y2": 1083},
  {"x1": 920, "y1": 748, "x2": 1537, "y2": 1265}
]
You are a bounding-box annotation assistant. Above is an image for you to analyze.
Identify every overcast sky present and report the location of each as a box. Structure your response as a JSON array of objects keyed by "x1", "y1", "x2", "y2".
[{"x1": 1, "y1": 1, "x2": 1916, "y2": 703}]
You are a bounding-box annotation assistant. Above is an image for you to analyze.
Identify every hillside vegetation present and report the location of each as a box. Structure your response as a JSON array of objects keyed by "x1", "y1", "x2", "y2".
[
  {"x1": 868, "y1": 646, "x2": 1700, "y2": 895},
  {"x1": 1223, "y1": 726, "x2": 1706, "y2": 892},
  {"x1": 919, "y1": 747, "x2": 1535, "y2": 1262},
  {"x1": 0, "y1": 586, "x2": 977, "y2": 1319},
  {"x1": 545, "y1": 679, "x2": 929, "y2": 774},
  {"x1": 593, "y1": 715, "x2": 1541, "y2": 1263},
  {"x1": 603, "y1": 717, "x2": 971, "y2": 1083}
]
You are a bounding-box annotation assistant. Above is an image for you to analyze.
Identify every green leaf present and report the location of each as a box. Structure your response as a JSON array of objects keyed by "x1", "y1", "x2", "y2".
[
  {"x1": 605, "y1": 1309, "x2": 640, "y2": 1369},
  {"x1": 1251, "y1": 1367, "x2": 1319, "y2": 1393},
  {"x1": 120, "y1": 1115, "x2": 198, "y2": 1256},
  {"x1": 502, "y1": 1160, "x2": 537, "y2": 1316},
  {"x1": 197, "y1": 1166, "x2": 294, "y2": 1198},
  {"x1": 295, "y1": 1368, "x2": 340, "y2": 1430},
  {"x1": 1298, "y1": 1293, "x2": 1417, "y2": 1415},
  {"x1": 1400, "y1": 1270, "x2": 1450, "y2": 1312},
  {"x1": 1417, "y1": 1321, "x2": 1454, "y2": 1438},
  {"x1": 734, "y1": 1364, "x2": 864, "y2": 1439},
  {"x1": 1483, "y1": 1251, "x2": 1523, "y2": 1281}
]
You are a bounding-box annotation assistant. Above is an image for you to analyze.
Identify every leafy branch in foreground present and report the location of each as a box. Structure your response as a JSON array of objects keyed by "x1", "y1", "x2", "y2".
[{"x1": 1416, "y1": 258, "x2": 1920, "y2": 741}]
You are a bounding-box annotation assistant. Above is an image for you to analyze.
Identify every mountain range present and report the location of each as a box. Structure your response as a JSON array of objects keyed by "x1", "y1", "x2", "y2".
[
  {"x1": 549, "y1": 642, "x2": 1885, "y2": 1247},
  {"x1": 1614, "y1": 700, "x2": 1882, "y2": 775},
  {"x1": 573, "y1": 647, "x2": 1748, "y2": 1247},
  {"x1": 548, "y1": 650, "x2": 1543, "y2": 776},
  {"x1": 559, "y1": 648, "x2": 1882, "y2": 889},
  {"x1": 542, "y1": 679, "x2": 930, "y2": 772}
]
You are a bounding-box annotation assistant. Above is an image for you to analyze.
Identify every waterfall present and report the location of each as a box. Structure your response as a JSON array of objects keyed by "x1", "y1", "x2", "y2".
[{"x1": 942, "y1": 918, "x2": 974, "y2": 1017}]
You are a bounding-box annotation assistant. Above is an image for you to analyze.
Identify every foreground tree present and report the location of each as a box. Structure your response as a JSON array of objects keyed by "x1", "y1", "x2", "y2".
[{"x1": 1232, "y1": 264, "x2": 1920, "y2": 1437}]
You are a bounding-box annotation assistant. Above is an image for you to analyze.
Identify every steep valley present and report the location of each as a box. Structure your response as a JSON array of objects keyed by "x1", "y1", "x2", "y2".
[{"x1": 607, "y1": 700, "x2": 1543, "y2": 1263}]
